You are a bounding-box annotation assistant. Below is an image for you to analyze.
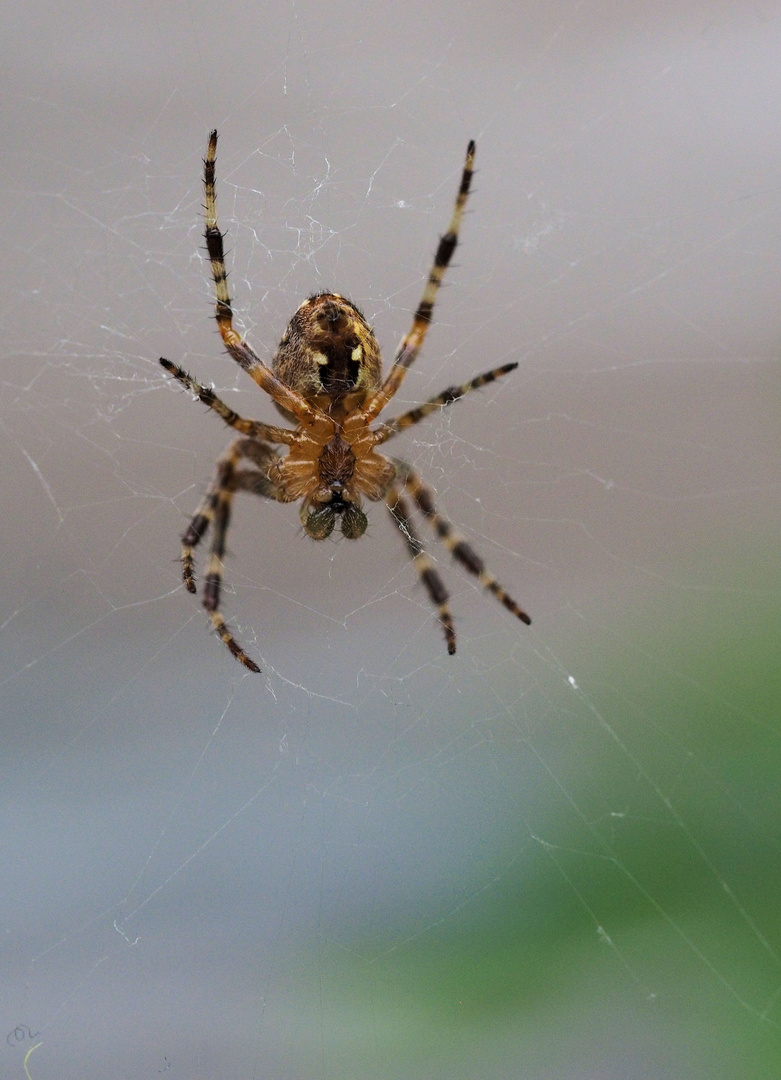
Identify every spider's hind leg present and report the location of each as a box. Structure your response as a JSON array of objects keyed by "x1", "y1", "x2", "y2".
[{"x1": 363, "y1": 140, "x2": 477, "y2": 421}]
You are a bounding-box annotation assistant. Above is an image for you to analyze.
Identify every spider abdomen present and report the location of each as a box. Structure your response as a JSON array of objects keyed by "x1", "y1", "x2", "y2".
[{"x1": 272, "y1": 293, "x2": 383, "y2": 407}]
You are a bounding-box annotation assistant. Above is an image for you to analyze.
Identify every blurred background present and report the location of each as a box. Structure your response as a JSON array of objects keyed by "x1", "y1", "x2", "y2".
[{"x1": 2, "y1": 1, "x2": 780, "y2": 1077}]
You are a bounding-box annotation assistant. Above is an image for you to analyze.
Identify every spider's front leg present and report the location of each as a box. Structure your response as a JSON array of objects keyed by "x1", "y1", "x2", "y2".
[
  {"x1": 385, "y1": 457, "x2": 530, "y2": 655},
  {"x1": 180, "y1": 437, "x2": 279, "y2": 673},
  {"x1": 179, "y1": 456, "x2": 230, "y2": 596},
  {"x1": 394, "y1": 458, "x2": 531, "y2": 627},
  {"x1": 385, "y1": 483, "x2": 457, "y2": 654}
]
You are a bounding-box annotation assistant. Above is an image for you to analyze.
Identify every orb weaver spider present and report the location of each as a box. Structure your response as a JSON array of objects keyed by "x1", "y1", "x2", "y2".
[{"x1": 160, "y1": 132, "x2": 530, "y2": 671}]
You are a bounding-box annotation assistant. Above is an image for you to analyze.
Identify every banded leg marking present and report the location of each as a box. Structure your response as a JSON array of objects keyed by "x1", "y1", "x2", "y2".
[
  {"x1": 201, "y1": 132, "x2": 320, "y2": 422},
  {"x1": 396, "y1": 461, "x2": 531, "y2": 626},
  {"x1": 386, "y1": 486, "x2": 456, "y2": 654},
  {"x1": 178, "y1": 436, "x2": 283, "y2": 673},
  {"x1": 180, "y1": 450, "x2": 237, "y2": 594},
  {"x1": 363, "y1": 141, "x2": 476, "y2": 421},
  {"x1": 200, "y1": 468, "x2": 261, "y2": 673},
  {"x1": 159, "y1": 358, "x2": 294, "y2": 444},
  {"x1": 376, "y1": 361, "x2": 518, "y2": 444},
  {"x1": 203, "y1": 130, "x2": 238, "y2": 348}
]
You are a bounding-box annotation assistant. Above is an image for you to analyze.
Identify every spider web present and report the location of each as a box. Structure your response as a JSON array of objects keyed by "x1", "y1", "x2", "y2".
[{"x1": 2, "y1": 2, "x2": 781, "y2": 1077}]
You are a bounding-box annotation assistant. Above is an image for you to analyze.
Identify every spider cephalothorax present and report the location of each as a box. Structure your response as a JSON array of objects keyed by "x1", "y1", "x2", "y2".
[{"x1": 160, "y1": 132, "x2": 530, "y2": 672}]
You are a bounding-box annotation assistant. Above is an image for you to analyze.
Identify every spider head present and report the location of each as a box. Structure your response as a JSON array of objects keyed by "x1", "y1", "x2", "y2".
[
  {"x1": 273, "y1": 293, "x2": 382, "y2": 409},
  {"x1": 302, "y1": 498, "x2": 368, "y2": 541}
]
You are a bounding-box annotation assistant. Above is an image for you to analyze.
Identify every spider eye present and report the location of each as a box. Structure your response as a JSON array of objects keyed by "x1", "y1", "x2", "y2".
[
  {"x1": 341, "y1": 503, "x2": 368, "y2": 540},
  {"x1": 303, "y1": 505, "x2": 336, "y2": 540}
]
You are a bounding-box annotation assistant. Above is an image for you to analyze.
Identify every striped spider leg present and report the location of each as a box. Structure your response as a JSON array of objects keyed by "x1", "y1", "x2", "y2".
[
  {"x1": 385, "y1": 457, "x2": 530, "y2": 655},
  {"x1": 160, "y1": 132, "x2": 529, "y2": 671}
]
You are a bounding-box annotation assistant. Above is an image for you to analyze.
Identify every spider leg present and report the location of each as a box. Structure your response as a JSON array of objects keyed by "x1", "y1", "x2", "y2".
[
  {"x1": 179, "y1": 437, "x2": 281, "y2": 672},
  {"x1": 363, "y1": 140, "x2": 476, "y2": 422},
  {"x1": 386, "y1": 485, "x2": 456, "y2": 654},
  {"x1": 179, "y1": 438, "x2": 279, "y2": 592},
  {"x1": 160, "y1": 359, "x2": 294, "y2": 444},
  {"x1": 179, "y1": 466, "x2": 226, "y2": 596},
  {"x1": 232, "y1": 468, "x2": 279, "y2": 497},
  {"x1": 375, "y1": 361, "x2": 518, "y2": 445},
  {"x1": 394, "y1": 458, "x2": 531, "y2": 627},
  {"x1": 201, "y1": 132, "x2": 323, "y2": 424},
  {"x1": 201, "y1": 466, "x2": 261, "y2": 674}
]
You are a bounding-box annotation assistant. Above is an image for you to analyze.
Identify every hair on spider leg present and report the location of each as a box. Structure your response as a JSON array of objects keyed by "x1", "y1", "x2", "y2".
[{"x1": 158, "y1": 133, "x2": 529, "y2": 671}]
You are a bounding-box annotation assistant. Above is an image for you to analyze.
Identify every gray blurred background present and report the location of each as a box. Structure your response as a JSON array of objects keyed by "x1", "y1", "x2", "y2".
[{"x1": 2, "y1": 1, "x2": 780, "y2": 1078}]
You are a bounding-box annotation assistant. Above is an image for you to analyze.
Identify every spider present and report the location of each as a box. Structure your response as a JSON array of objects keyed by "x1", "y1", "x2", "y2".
[{"x1": 160, "y1": 132, "x2": 530, "y2": 672}]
